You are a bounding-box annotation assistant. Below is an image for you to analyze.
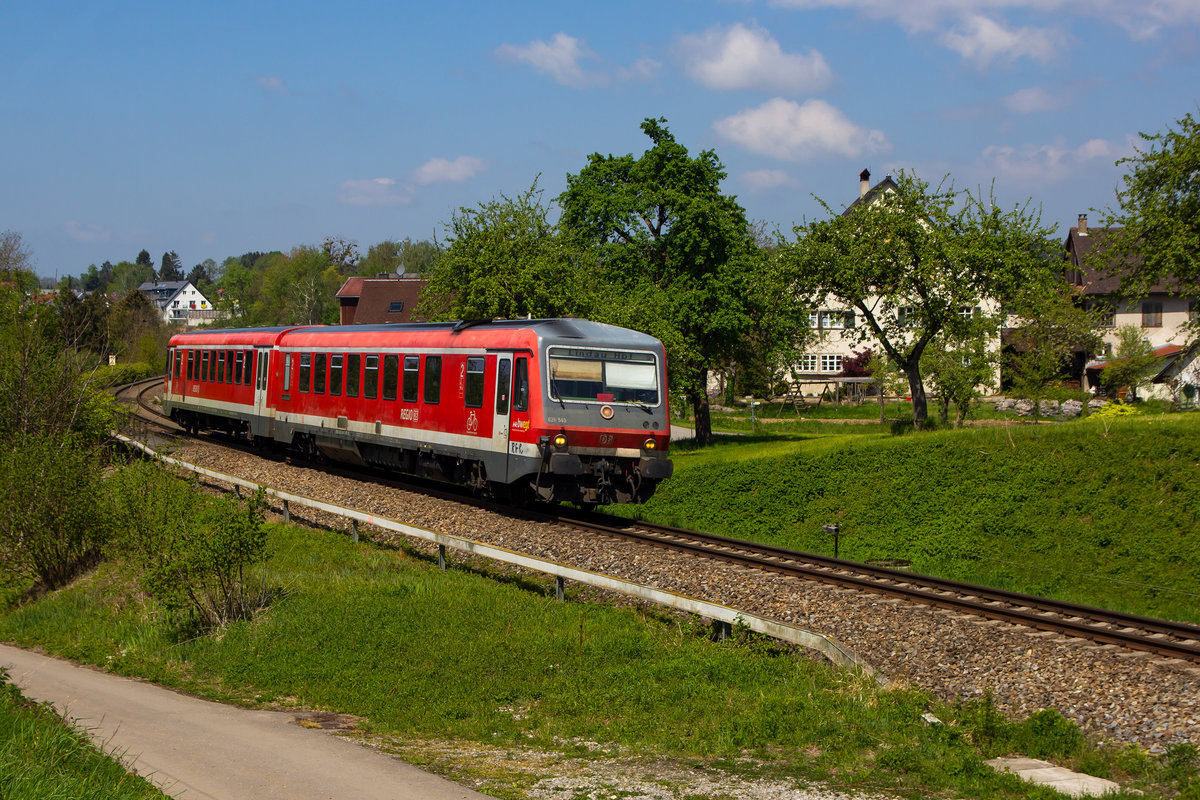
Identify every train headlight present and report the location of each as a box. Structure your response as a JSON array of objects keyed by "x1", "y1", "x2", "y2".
[
  {"x1": 643, "y1": 438, "x2": 657, "y2": 452},
  {"x1": 552, "y1": 433, "x2": 568, "y2": 448}
]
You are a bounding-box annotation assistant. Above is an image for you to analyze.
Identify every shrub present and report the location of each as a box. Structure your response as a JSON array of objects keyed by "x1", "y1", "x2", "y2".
[
  {"x1": 0, "y1": 438, "x2": 109, "y2": 589},
  {"x1": 109, "y1": 462, "x2": 272, "y2": 630}
]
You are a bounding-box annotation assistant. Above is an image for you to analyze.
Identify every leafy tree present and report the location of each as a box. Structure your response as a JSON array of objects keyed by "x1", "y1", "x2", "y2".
[
  {"x1": 187, "y1": 259, "x2": 217, "y2": 294},
  {"x1": 422, "y1": 181, "x2": 598, "y2": 321},
  {"x1": 559, "y1": 118, "x2": 799, "y2": 445},
  {"x1": 0, "y1": 230, "x2": 34, "y2": 277},
  {"x1": 783, "y1": 172, "x2": 1057, "y2": 429},
  {"x1": 322, "y1": 236, "x2": 360, "y2": 276},
  {"x1": 922, "y1": 328, "x2": 997, "y2": 427},
  {"x1": 865, "y1": 351, "x2": 906, "y2": 423},
  {"x1": 361, "y1": 238, "x2": 440, "y2": 276},
  {"x1": 110, "y1": 260, "x2": 155, "y2": 294},
  {"x1": 108, "y1": 290, "x2": 164, "y2": 363},
  {"x1": 1100, "y1": 325, "x2": 1158, "y2": 400},
  {"x1": 135, "y1": 249, "x2": 154, "y2": 271},
  {"x1": 159, "y1": 250, "x2": 183, "y2": 281},
  {"x1": 1004, "y1": 283, "x2": 1103, "y2": 415},
  {"x1": 1099, "y1": 111, "x2": 1200, "y2": 314}
]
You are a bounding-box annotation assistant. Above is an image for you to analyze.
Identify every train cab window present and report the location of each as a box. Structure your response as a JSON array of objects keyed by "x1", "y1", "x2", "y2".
[
  {"x1": 514, "y1": 357, "x2": 529, "y2": 412},
  {"x1": 346, "y1": 354, "x2": 360, "y2": 398},
  {"x1": 330, "y1": 354, "x2": 343, "y2": 396},
  {"x1": 402, "y1": 355, "x2": 419, "y2": 402},
  {"x1": 382, "y1": 354, "x2": 399, "y2": 401},
  {"x1": 234, "y1": 352, "x2": 244, "y2": 385},
  {"x1": 314, "y1": 353, "x2": 327, "y2": 395},
  {"x1": 496, "y1": 359, "x2": 511, "y2": 414},
  {"x1": 423, "y1": 356, "x2": 442, "y2": 404},
  {"x1": 173, "y1": 350, "x2": 182, "y2": 380},
  {"x1": 299, "y1": 353, "x2": 311, "y2": 393},
  {"x1": 217, "y1": 351, "x2": 226, "y2": 384},
  {"x1": 364, "y1": 355, "x2": 379, "y2": 399},
  {"x1": 465, "y1": 357, "x2": 485, "y2": 408}
]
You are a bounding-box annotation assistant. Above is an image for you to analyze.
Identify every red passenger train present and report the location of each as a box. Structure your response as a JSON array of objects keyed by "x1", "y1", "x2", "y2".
[{"x1": 163, "y1": 319, "x2": 674, "y2": 505}]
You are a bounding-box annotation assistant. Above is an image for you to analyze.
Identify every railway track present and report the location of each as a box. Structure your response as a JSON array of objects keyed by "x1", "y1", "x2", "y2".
[
  {"x1": 117, "y1": 378, "x2": 1200, "y2": 665},
  {"x1": 549, "y1": 510, "x2": 1200, "y2": 664}
]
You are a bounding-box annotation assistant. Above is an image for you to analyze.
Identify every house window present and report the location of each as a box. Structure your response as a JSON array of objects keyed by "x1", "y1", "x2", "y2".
[
  {"x1": 819, "y1": 311, "x2": 844, "y2": 330},
  {"x1": 820, "y1": 354, "x2": 843, "y2": 373},
  {"x1": 898, "y1": 307, "x2": 916, "y2": 327},
  {"x1": 959, "y1": 306, "x2": 980, "y2": 319},
  {"x1": 402, "y1": 355, "x2": 419, "y2": 402},
  {"x1": 808, "y1": 311, "x2": 819, "y2": 329},
  {"x1": 799, "y1": 355, "x2": 819, "y2": 372},
  {"x1": 1142, "y1": 301, "x2": 1163, "y2": 328},
  {"x1": 388, "y1": 301, "x2": 404, "y2": 313}
]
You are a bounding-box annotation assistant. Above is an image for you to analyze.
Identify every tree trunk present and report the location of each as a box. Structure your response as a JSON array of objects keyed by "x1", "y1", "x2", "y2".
[
  {"x1": 904, "y1": 367, "x2": 928, "y2": 429},
  {"x1": 691, "y1": 370, "x2": 713, "y2": 445}
]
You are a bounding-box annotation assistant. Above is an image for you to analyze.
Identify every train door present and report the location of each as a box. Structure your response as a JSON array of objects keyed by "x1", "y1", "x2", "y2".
[
  {"x1": 493, "y1": 356, "x2": 512, "y2": 481},
  {"x1": 252, "y1": 347, "x2": 273, "y2": 437}
]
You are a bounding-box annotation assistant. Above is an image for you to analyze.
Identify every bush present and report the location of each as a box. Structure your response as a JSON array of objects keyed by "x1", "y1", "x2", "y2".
[
  {"x1": 0, "y1": 438, "x2": 109, "y2": 590},
  {"x1": 109, "y1": 462, "x2": 272, "y2": 630}
]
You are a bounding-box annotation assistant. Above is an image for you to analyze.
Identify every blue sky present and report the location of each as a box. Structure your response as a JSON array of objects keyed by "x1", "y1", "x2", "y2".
[{"x1": 4, "y1": 0, "x2": 1199, "y2": 280}]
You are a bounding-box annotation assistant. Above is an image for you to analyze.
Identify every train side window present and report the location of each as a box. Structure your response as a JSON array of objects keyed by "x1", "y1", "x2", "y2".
[
  {"x1": 234, "y1": 351, "x2": 244, "y2": 385},
  {"x1": 346, "y1": 354, "x2": 360, "y2": 398},
  {"x1": 496, "y1": 359, "x2": 511, "y2": 414},
  {"x1": 247, "y1": 351, "x2": 257, "y2": 387},
  {"x1": 424, "y1": 356, "x2": 442, "y2": 404},
  {"x1": 173, "y1": 350, "x2": 181, "y2": 380},
  {"x1": 299, "y1": 353, "x2": 311, "y2": 393},
  {"x1": 364, "y1": 355, "x2": 379, "y2": 399},
  {"x1": 514, "y1": 357, "x2": 529, "y2": 412},
  {"x1": 217, "y1": 351, "x2": 226, "y2": 384},
  {"x1": 201, "y1": 351, "x2": 209, "y2": 382},
  {"x1": 383, "y1": 354, "x2": 399, "y2": 401},
  {"x1": 226, "y1": 350, "x2": 235, "y2": 383},
  {"x1": 187, "y1": 350, "x2": 195, "y2": 381},
  {"x1": 283, "y1": 353, "x2": 292, "y2": 391},
  {"x1": 465, "y1": 357, "x2": 485, "y2": 408},
  {"x1": 402, "y1": 355, "x2": 419, "y2": 402},
  {"x1": 330, "y1": 354, "x2": 343, "y2": 397},
  {"x1": 314, "y1": 353, "x2": 327, "y2": 395}
]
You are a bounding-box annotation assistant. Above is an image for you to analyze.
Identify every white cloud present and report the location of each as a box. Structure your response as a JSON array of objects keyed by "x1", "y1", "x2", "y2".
[
  {"x1": 1002, "y1": 86, "x2": 1059, "y2": 114},
  {"x1": 254, "y1": 76, "x2": 292, "y2": 95},
  {"x1": 65, "y1": 220, "x2": 110, "y2": 244},
  {"x1": 713, "y1": 98, "x2": 890, "y2": 161},
  {"x1": 979, "y1": 136, "x2": 1130, "y2": 182},
  {"x1": 742, "y1": 169, "x2": 796, "y2": 191},
  {"x1": 616, "y1": 57, "x2": 662, "y2": 82},
  {"x1": 337, "y1": 178, "x2": 411, "y2": 207},
  {"x1": 940, "y1": 15, "x2": 1057, "y2": 68},
  {"x1": 412, "y1": 156, "x2": 487, "y2": 185},
  {"x1": 495, "y1": 33, "x2": 605, "y2": 88},
  {"x1": 675, "y1": 22, "x2": 833, "y2": 92}
]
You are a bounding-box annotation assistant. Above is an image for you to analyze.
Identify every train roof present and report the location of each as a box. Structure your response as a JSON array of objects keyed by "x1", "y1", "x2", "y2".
[{"x1": 169, "y1": 319, "x2": 664, "y2": 351}]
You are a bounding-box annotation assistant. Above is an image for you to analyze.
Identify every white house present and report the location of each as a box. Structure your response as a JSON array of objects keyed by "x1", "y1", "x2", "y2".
[{"x1": 137, "y1": 280, "x2": 220, "y2": 327}]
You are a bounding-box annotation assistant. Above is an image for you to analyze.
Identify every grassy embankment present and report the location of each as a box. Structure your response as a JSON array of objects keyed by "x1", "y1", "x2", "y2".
[
  {"x1": 629, "y1": 409, "x2": 1200, "y2": 623},
  {"x1": 0, "y1": 670, "x2": 167, "y2": 799},
  {"x1": 0, "y1": 409, "x2": 1198, "y2": 797}
]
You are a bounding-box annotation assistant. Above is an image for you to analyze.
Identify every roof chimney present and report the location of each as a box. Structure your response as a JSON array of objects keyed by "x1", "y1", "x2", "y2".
[
  {"x1": 859, "y1": 168, "x2": 871, "y2": 198},
  {"x1": 1077, "y1": 213, "x2": 1088, "y2": 236}
]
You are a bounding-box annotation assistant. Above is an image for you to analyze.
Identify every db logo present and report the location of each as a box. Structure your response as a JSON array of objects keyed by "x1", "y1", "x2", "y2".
[{"x1": 466, "y1": 411, "x2": 479, "y2": 434}]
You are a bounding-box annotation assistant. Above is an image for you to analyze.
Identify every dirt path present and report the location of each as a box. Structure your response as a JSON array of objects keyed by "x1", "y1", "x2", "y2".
[{"x1": 0, "y1": 644, "x2": 489, "y2": 800}]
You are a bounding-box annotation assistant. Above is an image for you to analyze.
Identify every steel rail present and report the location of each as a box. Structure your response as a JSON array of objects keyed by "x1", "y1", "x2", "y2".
[{"x1": 553, "y1": 511, "x2": 1200, "y2": 664}]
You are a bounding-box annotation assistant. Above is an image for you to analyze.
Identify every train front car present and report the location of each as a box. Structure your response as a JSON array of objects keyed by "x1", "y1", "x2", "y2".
[{"x1": 517, "y1": 320, "x2": 673, "y2": 505}]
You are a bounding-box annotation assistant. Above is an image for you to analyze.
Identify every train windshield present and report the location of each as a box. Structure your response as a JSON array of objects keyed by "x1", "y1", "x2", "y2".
[{"x1": 547, "y1": 347, "x2": 660, "y2": 405}]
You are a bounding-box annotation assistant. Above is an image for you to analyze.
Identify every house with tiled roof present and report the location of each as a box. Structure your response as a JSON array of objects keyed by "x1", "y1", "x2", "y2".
[
  {"x1": 335, "y1": 275, "x2": 428, "y2": 325},
  {"x1": 137, "y1": 280, "x2": 220, "y2": 326},
  {"x1": 1063, "y1": 214, "x2": 1197, "y2": 397}
]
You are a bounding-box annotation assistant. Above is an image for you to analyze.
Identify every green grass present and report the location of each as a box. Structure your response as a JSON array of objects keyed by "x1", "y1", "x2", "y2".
[
  {"x1": 5, "y1": 523, "x2": 1182, "y2": 799},
  {"x1": 0, "y1": 670, "x2": 168, "y2": 799},
  {"x1": 635, "y1": 411, "x2": 1200, "y2": 623}
]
